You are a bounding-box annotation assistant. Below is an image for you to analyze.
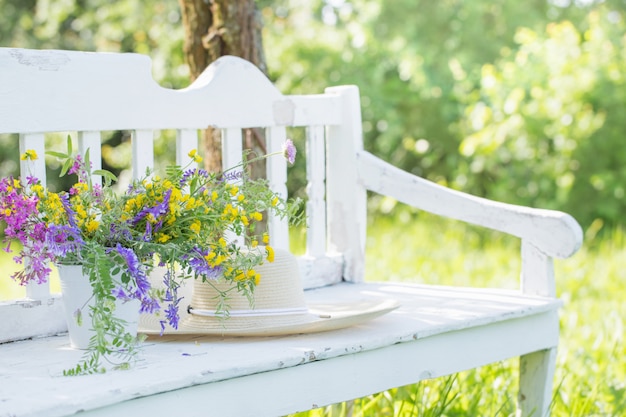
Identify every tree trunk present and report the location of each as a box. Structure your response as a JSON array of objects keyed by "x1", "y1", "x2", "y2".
[{"x1": 178, "y1": 0, "x2": 267, "y2": 172}]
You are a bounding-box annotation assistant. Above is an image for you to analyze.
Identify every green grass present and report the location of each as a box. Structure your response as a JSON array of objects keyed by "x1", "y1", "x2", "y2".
[{"x1": 1, "y1": 213, "x2": 624, "y2": 416}]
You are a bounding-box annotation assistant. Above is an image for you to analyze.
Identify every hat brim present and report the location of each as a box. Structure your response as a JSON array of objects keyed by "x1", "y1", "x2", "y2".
[{"x1": 138, "y1": 298, "x2": 400, "y2": 337}]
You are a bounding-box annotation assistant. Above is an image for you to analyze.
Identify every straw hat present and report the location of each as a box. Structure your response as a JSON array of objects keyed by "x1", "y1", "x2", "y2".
[{"x1": 139, "y1": 248, "x2": 399, "y2": 336}]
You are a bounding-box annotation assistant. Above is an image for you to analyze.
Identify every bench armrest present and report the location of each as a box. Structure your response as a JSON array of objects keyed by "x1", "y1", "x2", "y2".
[{"x1": 357, "y1": 150, "x2": 583, "y2": 259}]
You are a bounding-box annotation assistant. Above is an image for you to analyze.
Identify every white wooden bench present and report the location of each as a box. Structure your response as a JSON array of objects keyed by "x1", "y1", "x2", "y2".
[{"x1": 0, "y1": 48, "x2": 582, "y2": 417}]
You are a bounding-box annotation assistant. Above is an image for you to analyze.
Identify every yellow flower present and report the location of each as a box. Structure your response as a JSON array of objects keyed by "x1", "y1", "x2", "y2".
[
  {"x1": 85, "y1": 219, "x2": 99, "y2": 233},
  {"x1": 218, "y1": 237, "x2": 227, "y2": 247},
  {"x1": 212, "y1": 254, "x2": 226, "y2": 266},
  {"x1": 4, "y1": 208, "x2": 11, "y2": 216},
  {"x1": 20, "y1": 149, "x2": 38, "y2": 160},
  {"x1": 211, "y1": 191, "x2": 218, "y2": 202},
  {"x1": 190, "y1": 220, "x2": 201, "y2": 234},
  {"x1": 188, "y1": 149, "x2": 198, "y2": 158},
  {"x1": 251, "y1": 239, "x2": 258, "y2": 248},
  {"x1": 194, "y1": 155, "x2": 203, "y2": 163},
  {"x1": 12, "y1": 179, "x2": 21, "y2": 189},
  {"x1": 262, "y1": 233, "x2": 269, "y2": 244},
  {"x1": 157, "y1": 234, "x2": 171, "y2": 243},
  {"x1": 31, "y1": 184, "x2": 43, "y2": 195},
  {"x1": 265, "y1": 245, "x2": 275, "y2": 263},
  {"x1": 251, "y1": 212, "x2": 263, "y2": 222},
  {"x1": 271, "y1": 197, "x2": 279, "y2": 206},
  {"x1": 237, "y1": 194, "x2": 245, "y2": 202},
  {"x1": 241, "y1": 215, "x2": 249, "y2": 226},
  {"x1": 229, "y1": 186, "x2": 239, "y2": 196}
]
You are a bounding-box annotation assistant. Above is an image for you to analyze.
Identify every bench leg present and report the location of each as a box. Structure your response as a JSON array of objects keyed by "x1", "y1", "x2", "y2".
[{"x1": 518, "y1": 348, "x2": 557, "y2": 417}]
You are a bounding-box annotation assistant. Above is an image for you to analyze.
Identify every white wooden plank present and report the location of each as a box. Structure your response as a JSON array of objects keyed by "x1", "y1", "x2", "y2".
[
  {"x1": 305, "y1": 126, "x2": 326, "y2": 258},
  {"x1": 0, "y1": 50, "x2": 342, "y2": 133},
  {"x1": 0, "y1": 282, "x2": 560, "y2": 417},
  {"x1": 521, "y1": 240, "x2": 556, "y2": 297},
  {"x1": 18, "y1": 133, "x2": 46, "y2": 184},
  {"x1": 356, "y1": 150, "x2": 583, "y2": 259},
  {"x1": 77, "y1": 131, "x2": 102, "y2": 186},
  {"x1": 18, "y1": 133, "x2": 51, "y2": 300},
  {"x1": 325, "y1": 86, "x2": 367, "y2": 282},
  {"x1": 61, "y1": 314, "x2": 559, "y2": 417},
  {"x1": 221, "y1": 128, "x2": 242, "y2": 173},
  {"x1": 518, "y1": 348, "x2": 557, "y2": 417},
  {"x1": 0, "y1": 297, "x2": 66, "y2": 343},
  {"x1": 176, "y1": 129, "x2": 199, "y2": 167},
  {"x1": 131, "y1": 130, "x2": 154, "y2": 180},
  {"x1": 266, "y1": 126, "x2": 289, "y2": 250},
  {"x1": 298, "y1": 254, "x2": 343, "y2": 289}
]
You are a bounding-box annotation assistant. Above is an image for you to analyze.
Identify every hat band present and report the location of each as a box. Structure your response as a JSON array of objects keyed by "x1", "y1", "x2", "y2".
[{"x1": 188, "y1": 306, "x2": 309, "y2": 317}]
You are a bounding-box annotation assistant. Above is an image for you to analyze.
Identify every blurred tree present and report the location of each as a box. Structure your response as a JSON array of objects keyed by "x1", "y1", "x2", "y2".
[
  {"x1": 179, "y1": 0, "x2": 267, "y2": 172},
  {"x1": 459, "y1": 9, "x2": 626, "y2": 228},
  {"x1": 261, "y1": 0, "x2": 625, "y2": 228},
  {"x1": 2, "y1": 0, "x2": 626, "y2": 228}
]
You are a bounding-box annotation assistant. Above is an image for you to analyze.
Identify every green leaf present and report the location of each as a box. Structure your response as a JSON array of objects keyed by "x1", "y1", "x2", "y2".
[
  {"x1": 93, "y1": 169, "x2": 118, "y2": 183},
  {"x1": 66, "y1": 134, "x2": 73, "y2": 155},
  {"x1": 84, "y1": 148, "x2": 91, "y2": 170},
  {"x1": 60, "y1": 159, "x2": 73, "y2": 177},
  {"x1": 45, "y1": 150, "x2": 68, "y2": 159}
]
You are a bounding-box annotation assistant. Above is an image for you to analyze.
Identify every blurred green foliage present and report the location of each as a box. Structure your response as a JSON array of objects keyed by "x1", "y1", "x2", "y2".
[{"x1": 2, "y1": 0, "x2": 626, "y2": 230}]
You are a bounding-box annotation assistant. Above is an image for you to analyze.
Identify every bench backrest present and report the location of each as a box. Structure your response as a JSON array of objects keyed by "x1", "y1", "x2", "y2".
[{"x1": 0, "y1": 48, "x2": 367, "y2": 343}]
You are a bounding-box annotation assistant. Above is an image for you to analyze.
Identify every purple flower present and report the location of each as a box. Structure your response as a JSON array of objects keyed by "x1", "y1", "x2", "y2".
[
  {"x1": 180, "y1": 168, "x2": 209, "y2": 187},
  {"x1": 219, "y1": 170, "x2": 243, "y2": 183},
  {"x1": 46, "y1": 224, "x2": 84, "y2": 258},
  {"x1": 131, "y1": 189, "x2": 171, "y2": 226},
  {"x1": 282, "y1": 139, "x2": 297, "y2": 164},
  {"x1": 111, "y1": 286, "x2": 129, "y2": 300},
  {"x1": 163, "y1": 303, "x2": 179, "y2": 329},
  {"x1": 112, "y1": 244, "x2": 158, "y2": 313},
  {"x1": 68, "y1": 155, "x2": 83, "y2": 176},
  {"x1": 159, "y1": 270, "x2": 182, "y2": 334},
  {"x1": 183, "y1": 247, "x2": 222, "y2": 280},
  {"x1": 58, "y1": 193, "x2": 78, "y2": 229}
]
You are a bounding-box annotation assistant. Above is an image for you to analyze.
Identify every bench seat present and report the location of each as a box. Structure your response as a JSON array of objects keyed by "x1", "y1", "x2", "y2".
[
  {"x1": 0, "y1": 47, "x2": 582, "y2": 417},
  {"x1": 0, "y1": 281, "x2": 560, "y2": 417}
]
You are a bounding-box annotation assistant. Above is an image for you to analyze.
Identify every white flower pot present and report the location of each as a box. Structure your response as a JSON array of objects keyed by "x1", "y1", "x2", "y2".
[{"x1": 57, "y1": 264, "x2": 140, "y2": 349}]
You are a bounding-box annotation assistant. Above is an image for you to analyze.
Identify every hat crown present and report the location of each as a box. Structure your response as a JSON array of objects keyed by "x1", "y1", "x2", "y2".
[{"x1": 190, "y1": 248, "x2": 307, "y2": 314}]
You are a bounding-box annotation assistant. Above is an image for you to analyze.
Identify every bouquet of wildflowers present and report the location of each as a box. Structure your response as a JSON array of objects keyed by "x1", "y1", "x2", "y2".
[{"x1": 0, "y1": 137, "x2": 300, "y2": 374}]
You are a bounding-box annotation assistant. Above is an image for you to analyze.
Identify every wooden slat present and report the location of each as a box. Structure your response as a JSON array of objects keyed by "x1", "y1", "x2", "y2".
[
  {"x1": 325, "y1": 86, "x2": 367, "y2": 283},
  {"x1": 221, "y1": 128, "x2": 242, "y2": 173},
  {"x1": 131, "y1": 130, "x2": 154, "y2": 180},
  {"x1": 521, "y1": 240, "x2": 555, "y2": 297},
  {"x1": 266, "y1": 126, "x2": 289, "y2": 250},
  {"x1": 176, "y1": 129, "x2": 198, "y2": 168},
  {"x1": 305, "y1": 126, "x2": 326, "y2": 257}
]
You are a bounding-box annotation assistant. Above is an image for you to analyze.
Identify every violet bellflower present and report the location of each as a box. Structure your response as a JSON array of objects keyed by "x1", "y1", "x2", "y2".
[
  {"x1": 112, "y1": 244, "x2": 159, "y2": 314},
  {"x1": 130, "y1": 189, "x2": 172, "y2": 241},
  {"x1": 159, "y1": 269, "x2": 182, "y2": 334},
  {"x1": 46, "y1": 224, "x2": 85, "y2": 258},
  {"x1": 183, "y1": 246, "x2": 223, "y2": 280}
]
